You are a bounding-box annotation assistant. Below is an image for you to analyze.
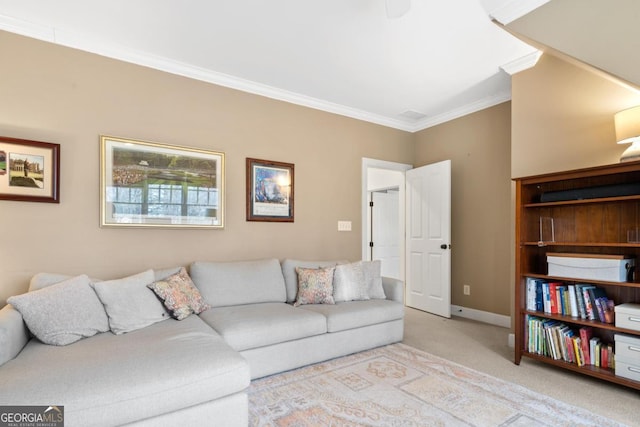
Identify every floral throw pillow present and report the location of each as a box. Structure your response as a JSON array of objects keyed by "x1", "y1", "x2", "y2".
[
  {"x1": 294, "y1": 266, "x2": 336, "y2": 307},
  {"x1": 147, "y1": 267, "x2": 210, "y2": 320}
]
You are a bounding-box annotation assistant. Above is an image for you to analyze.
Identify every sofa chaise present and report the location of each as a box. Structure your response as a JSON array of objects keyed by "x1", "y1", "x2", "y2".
[{"x1": 0, "y1": 258, "x2": 404, "y2": 426}]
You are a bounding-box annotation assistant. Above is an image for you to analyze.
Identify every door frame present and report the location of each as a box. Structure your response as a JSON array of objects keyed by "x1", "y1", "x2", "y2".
[{"x1": 361, "y1": 158, "x2": 412, "y2": 281}]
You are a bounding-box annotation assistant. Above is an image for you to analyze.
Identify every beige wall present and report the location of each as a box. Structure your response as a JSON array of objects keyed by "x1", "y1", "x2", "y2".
[
  {"x1": 512, "y1": 53, "x2": 640, "y2": 178},
  {"x1": 0, "y1": 31, "x2": 414, "y2": 304},
  {"x1": 4, "y1": 30, "x2": 635, "y2": 320},
  {"x1": 414, "y1": 102, "x2": 512, "y2": 315}
]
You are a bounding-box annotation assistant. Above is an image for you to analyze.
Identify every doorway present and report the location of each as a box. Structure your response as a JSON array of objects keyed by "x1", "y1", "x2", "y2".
[
  {"x1": 361, "y1": 158, "x2": 411, "y2": 281},
  {"x1": 362, "y1": 158, "x2": 452, "y2": 318},
  {"x1": 370, "y1": 188, "x2": 400, "y2": 279}
]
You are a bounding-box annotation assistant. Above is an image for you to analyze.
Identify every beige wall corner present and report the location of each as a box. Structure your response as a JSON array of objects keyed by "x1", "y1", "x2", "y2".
[{"x1": 511, "y1": 53, "x2": 640, "y2": 178}]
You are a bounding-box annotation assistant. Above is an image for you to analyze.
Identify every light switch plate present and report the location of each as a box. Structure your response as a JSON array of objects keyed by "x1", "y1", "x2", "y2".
[{"x1": 338, "y1": 221, "x2": 352, "y2": 231}]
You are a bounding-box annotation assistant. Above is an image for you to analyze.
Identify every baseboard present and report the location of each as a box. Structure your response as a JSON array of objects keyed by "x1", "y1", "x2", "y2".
[{"x1": 450, "y1": 305, "x2": 511, "y2": 329}]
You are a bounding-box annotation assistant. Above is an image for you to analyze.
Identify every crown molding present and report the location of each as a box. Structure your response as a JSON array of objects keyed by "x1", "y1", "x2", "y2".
[
  {"x1": 500, "y1": 50, "x2": 542, "y2": 75},
  {"x1": 409, "y1": 91, "x2": 512, "y2": 132},
  {"x1": 0, "y1": 14, "x2": 54, "y2": 40},
  {"x1": 489, "y1": 0, "x2": 550, "y2": 25}
]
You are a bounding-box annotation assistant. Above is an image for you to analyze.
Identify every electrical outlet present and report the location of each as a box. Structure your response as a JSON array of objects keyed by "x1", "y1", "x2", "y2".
[{"x1": 463, "y1": 284, "x2": 471, "y2": 295}]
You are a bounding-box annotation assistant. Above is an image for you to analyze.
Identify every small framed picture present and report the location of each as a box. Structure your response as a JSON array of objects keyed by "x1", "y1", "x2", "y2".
[
  {"x1": 246, "y1": 158, "x2": 294, "y2": 222},
  {"x1": 100, "y1": 135, "x2": 225, "y2": 229},
  {"x1": 0, "y1": 136, "x2": 60, "y2": 203}
]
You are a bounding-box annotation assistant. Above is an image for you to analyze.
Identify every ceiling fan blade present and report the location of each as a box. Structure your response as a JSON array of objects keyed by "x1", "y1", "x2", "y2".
[{"x1": 386, "y1": 0, "x2": 411, "y2": 19}]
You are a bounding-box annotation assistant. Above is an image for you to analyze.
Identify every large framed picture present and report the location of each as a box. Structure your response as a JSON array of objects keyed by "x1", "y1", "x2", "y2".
[
  {"x1": 100, "y1": 136, "x2": 225, "y2": 229},
  {"x1": 246, "y1": 158, "x2": 294, "y2": 222},
  {"x1": 0, "y1": 136, "x2": 60, "y2": 203}
]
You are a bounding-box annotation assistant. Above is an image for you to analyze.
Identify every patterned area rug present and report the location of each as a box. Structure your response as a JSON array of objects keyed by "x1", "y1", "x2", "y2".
[{"x1": 248, "y1": 343, "x2": 625, "y2": 427}]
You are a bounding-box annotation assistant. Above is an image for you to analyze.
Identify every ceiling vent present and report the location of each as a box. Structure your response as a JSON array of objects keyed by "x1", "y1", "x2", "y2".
[{"x1": 398, "y1": 110, "x2": 427, "y2": 121}]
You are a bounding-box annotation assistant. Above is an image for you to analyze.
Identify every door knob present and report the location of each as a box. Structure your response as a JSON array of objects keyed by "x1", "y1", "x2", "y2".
[{"x1": 440, "y1": 244, "x2": 450, "y2": 249}]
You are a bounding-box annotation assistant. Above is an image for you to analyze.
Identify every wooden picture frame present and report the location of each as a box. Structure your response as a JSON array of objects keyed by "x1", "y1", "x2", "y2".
[
  {"x1": 100, "y1": 135, "x2": 225, "y2": 229},
  {"x1": 0, "y1": 136, "x2": 60, "y2": 203},
  {"x1": 246, "y1": 158, "x2": 294, "y2": 222}
]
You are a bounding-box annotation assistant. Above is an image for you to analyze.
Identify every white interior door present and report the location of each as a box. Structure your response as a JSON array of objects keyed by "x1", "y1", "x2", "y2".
[
  {"x1": 405, "y1": 160, "x2": 451, "y2": 318},
  {"x1": 371, "y1": 190, "x2": 400, "y2": 280}
]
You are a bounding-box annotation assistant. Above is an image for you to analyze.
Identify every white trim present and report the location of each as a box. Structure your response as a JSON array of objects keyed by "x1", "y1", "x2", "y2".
[
  {"x1": 451, "y1": 305, "x2": 511, "y2": 329},
  {"x1": 489, "y1": 0, "x2": 550, "y2": 25},
  {"x1": 409, "y1": 92, "x2": 511, "y2": 131},
  {"x1": 500, "y1": 51, "x2": 543, "y2": 75},
  {"x1": 0, "y1": 14, "x2": 53, "y2": 40}
]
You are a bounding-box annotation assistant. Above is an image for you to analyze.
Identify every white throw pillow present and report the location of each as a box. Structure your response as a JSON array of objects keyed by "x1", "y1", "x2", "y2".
[
  {"x1": 333, "y1": 262, "x2": 370, "y2": 302},
  {"x1": 93, "y1": 269, "x2": 169, "y2": 334},
  {"x1": 8, "y1": 275, "x2": 109, "y2": 346}
]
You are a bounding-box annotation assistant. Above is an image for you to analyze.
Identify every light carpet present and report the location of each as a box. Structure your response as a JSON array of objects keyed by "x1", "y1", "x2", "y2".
[{"x1": 248, "y1": 343, "x2": 626, "y2": 427}]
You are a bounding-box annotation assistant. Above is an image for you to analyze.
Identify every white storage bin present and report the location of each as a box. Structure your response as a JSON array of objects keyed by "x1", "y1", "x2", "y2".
[
  {"x1": 615, "y1": 360, "x2": 640, "y2": 382},
  {"x1": 614, "y1": 334, "x2": 640, "y2": 381},
  {"x1": 614, "y1": 333, "x2": 640, "y2": 362},
  {"x1": 615, "y1": 303, "x2": 640, "y2": 331},
  {"x1": 546, "y1": 253, "x2": 634, "y2": 282}
]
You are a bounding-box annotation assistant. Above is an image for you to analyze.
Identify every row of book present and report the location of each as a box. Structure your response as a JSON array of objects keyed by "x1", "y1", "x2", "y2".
[
  {"x1": 525, "y1": 315, "x2": 615, "y2": 368},
  {"x1": 526, "y1": 278, "x2": 615, "y2": 323}
]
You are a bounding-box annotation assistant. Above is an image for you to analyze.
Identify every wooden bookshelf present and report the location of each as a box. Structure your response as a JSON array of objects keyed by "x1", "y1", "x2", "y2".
[{"x1": 514, "y1": 161, "x2": 640, "y2": 390}]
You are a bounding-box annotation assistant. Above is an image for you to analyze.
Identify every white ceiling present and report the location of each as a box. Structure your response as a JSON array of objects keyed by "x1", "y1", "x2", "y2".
[{"x1": 0, "y1": 0, "x2": 547, "y2": 132}]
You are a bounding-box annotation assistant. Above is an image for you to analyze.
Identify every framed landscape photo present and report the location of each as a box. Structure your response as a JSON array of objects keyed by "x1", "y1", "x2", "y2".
[
  {"x1": 0, "y1": 136, "x2": 60, "y2": 203},
  {"x1": 246, "y1": 158, "x2": 294, "y2": 222},
  {"x1": 100, "y1": 135, "x2": 225, "y2": 229}
]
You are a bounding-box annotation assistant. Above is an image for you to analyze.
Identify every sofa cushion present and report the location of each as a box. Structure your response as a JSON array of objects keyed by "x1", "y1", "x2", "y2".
[
  {"x1": 93, "y1": 270, "x2": 169, "y2": 334},
  {"x1": 198, "y1": 302, "x2": 327, "y2": 351},
  {"x1": 298, "y1": 299, "x2": 404, "y2": 332},
  {"x1": 7, "y1": 275, "x2": 109, "y2": 346},
  {"x1": 293, "y1": 266, "x2": 336, "y2": 307},
  {"x1": 333, "y1": 262, "x2": 369, "y2": 302},
  {"x1": 147, "y1": 267, "x2": 210, "y2": 320},
  {"x1": 190, "y1": 259, "x2": 286, "y2": 308},
  {"x1": 281, "y1": 259, "x2": 343, "y2": 303},
  {"x1": 0, "y1": 305, "x2": 29, "y2": 366},
  {"x1": 364, "y1": 260, "x2": 386, "y2": 299},
  {"x1": 0, "y1": 315, "x2": 250, "y2": 427},
  {"x1": 29, "y1": 272, "x2": 75, "y2": 292},
  {"x1": 153, "y1": 266, "x2": 183, "y2": 281}
]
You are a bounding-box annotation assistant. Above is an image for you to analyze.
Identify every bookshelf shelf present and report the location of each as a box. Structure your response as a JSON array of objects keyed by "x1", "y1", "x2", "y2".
[
  {"x1": 523, "y1": 242, "x2": 640, "y2": 248},
  {"x1": 524, "y1": 194, "x2": 640, "y2": 208},
  {"x1": 515, "y1": 161, "x2": 640, "y2": 390},
  {"x1": 522, "y1": 309, "x2": 640, "y2": 333},
  {"x1": 522, "y1": 273, "x2": 640, "y2": 288}
]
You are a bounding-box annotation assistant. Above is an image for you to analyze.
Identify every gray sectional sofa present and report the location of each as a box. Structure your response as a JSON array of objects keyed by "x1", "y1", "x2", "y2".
[{"x1": 0, "y1": 258, "x2": 404, "y2": 426}]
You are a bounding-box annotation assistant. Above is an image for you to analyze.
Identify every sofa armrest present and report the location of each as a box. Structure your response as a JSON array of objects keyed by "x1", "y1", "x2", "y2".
[
  {"x1": 382, "y1": 277, "x2": 404, "y2": 303},
  {"x1": 0, "y1": 304, "x2": 29, "y2": 367}
]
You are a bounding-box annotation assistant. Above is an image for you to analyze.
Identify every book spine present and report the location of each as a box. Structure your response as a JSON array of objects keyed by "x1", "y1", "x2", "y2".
[
  {"x1": 579, "y1": 327, "x2": 592, "y2": 365},
  {"x1": 568, "y1": 285, "x2": 579, "y2": 318}
]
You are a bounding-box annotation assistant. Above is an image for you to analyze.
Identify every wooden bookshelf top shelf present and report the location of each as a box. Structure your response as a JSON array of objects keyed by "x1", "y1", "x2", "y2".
[
  {"x1": 523, "y1": 194, "x2": 640, "y2": 208},
  {"x1": 523, "y1": 241, "x2": 640, "y2": 248}
]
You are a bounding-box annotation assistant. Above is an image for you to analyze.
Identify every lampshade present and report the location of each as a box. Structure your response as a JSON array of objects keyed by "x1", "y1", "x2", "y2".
[{"x1": 615, "y1": 106, "x2": 640, "y2": 162}]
